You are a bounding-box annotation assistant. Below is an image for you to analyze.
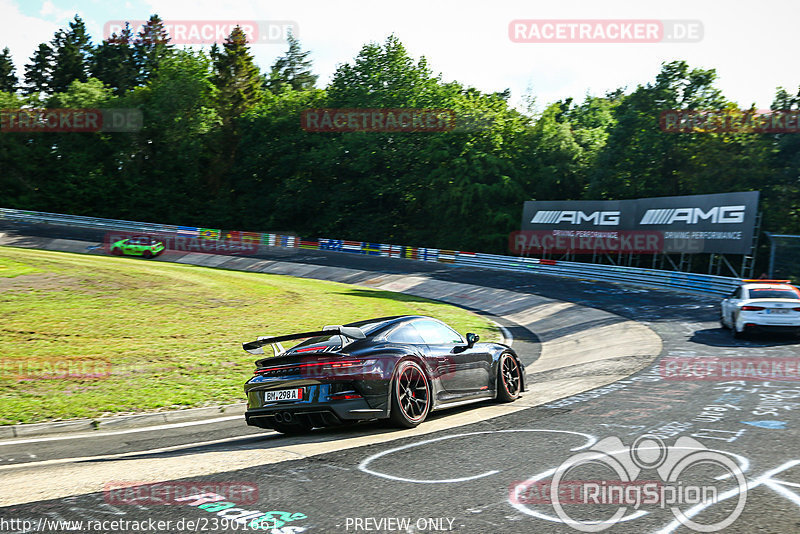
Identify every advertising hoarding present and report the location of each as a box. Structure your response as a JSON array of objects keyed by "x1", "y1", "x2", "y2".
[{"x1": 513, "y1": 192, "x2": 759, "y2": 255}]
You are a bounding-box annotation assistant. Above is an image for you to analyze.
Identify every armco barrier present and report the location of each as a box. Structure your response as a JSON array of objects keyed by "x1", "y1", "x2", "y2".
[{"x1": 0, "y1": 207, "x2": 741, "y2": 296}]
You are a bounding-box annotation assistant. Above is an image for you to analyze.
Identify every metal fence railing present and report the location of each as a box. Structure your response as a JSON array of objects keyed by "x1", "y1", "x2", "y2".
[{"x1": 0, "y1": 207, "x2": 741, "y2": 296}]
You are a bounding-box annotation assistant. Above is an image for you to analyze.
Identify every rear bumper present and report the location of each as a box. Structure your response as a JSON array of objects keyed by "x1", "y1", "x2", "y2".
[
  {"x1": 245, "y1": 405, "x2": 386, "y2": 429},
  {"x1": 245, "y1": 399, "x2": 387, "y2": 427},
  {"x1": 244, "y1": 382, "x2": 389, "y2": 426},
  {"x1": 743, "y1": 323, "x2": 800, "y2": 334}
]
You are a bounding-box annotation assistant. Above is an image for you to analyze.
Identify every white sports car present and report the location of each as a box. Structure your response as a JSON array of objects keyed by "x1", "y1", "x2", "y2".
[{"x1": 720, "y1": 280, "x2": 800, "y2": 338}]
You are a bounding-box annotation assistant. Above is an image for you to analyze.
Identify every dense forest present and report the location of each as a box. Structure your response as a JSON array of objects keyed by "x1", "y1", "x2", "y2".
[{"x1": 1, "y1": 14, "x2": 798, "y2": 255}]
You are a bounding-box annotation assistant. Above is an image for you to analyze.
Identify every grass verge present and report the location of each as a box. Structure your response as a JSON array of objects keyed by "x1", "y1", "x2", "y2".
[{"x1": 0, "y1": 246, "x2": 499, "y2": 425}]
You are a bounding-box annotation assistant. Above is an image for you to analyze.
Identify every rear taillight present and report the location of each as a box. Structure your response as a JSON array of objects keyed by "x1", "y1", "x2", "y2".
[
  {"x1": 741, "y1": 306, "x2": 765, "y2": 311},
  {"x1": 254, "y1": 359, "x2": 364, "y2": 375},
  {"x1": 330, "y1": 362, "x2": 359, "y2": 369},
  {"x1": 296, "y1": 346, "x2": 325, "y2": 353},
  {"x1": 329, "y1": 391, "x2": 363, "y2": 401}
]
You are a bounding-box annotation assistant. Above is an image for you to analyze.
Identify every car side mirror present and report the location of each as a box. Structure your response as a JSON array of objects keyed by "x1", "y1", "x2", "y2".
[{"x1": 466, "y1": 333, "x2": 479, "y2": 348}]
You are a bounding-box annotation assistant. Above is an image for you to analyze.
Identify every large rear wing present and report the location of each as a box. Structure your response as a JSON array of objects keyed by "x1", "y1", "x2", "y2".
[{"x1": 242, "y1": 325, "x2": 366, "y2": 356}]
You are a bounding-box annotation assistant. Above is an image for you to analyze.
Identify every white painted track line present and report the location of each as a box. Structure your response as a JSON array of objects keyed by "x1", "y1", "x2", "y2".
[{"x1": 0, "y1": 416, "x2": 241, "y2": 446}]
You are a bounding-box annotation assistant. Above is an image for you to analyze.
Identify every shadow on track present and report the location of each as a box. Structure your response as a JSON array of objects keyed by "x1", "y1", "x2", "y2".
[{"x1": 689, "y1": 327, "x2": 800, "y2": 347}]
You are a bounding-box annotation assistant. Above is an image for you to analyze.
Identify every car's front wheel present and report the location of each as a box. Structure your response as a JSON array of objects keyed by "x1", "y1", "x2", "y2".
[
  {"x1": 389, "y1": 360, "x2": 430, "y2": 428},
  {"x1": 142, "y1": 250, "x2": 153, "y2": 259},
  {"x1": 497, "y1": 352, "x2": 522, "y2": 402}
]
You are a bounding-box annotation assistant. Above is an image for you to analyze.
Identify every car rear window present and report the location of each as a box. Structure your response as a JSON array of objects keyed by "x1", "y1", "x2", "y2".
[
  {"x1": 749, "y1": 289, "x2": 800, "y2": 299},
  {"x1": 345, "y1": 318, "x2": 394, "y2": 335}
]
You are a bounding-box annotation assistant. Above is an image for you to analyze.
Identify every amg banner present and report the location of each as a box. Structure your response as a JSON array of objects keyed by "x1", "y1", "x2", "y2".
[{"x1": 513, "y1": 191, "x2": 760, "y2": 255}]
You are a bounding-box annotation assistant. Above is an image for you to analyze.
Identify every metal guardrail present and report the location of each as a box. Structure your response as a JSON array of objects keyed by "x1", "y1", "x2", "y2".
[{"x1": 0, "y1": 207, "x2": 741, "y2": 296}]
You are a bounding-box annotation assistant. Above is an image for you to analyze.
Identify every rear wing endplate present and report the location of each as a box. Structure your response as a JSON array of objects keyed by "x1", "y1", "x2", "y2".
[{"x1": 242, "y1": 325, "x2": 366, "y2": 356}]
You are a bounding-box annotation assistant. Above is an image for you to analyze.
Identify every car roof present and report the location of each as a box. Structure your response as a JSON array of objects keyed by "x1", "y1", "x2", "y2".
[
  {"x1": 742, "y1": 283, "x2": 796, "y2": 290},
  {"x1": 344, "y1": 315, "x2": 434, "y2": 335}
]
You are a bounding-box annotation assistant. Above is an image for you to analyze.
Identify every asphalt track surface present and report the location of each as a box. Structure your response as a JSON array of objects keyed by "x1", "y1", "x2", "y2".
[{"x1": 2, "y1": 222, "x2": 800, "y2": 533}]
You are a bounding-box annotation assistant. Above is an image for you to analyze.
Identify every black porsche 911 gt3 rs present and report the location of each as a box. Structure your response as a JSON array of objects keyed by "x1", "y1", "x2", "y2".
[{"x1": 242, "y1": 315, "x2": 525, "y2": 434}]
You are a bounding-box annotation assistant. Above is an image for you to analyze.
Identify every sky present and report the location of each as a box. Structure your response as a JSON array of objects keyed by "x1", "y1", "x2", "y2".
[{"x1": 1, "y1": 0, "x2": 798, "y2": 112}]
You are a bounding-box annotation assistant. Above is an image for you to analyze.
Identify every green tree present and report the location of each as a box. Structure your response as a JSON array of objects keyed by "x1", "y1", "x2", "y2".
[
  {"x1": 765, "y1": 87, "x2": 800, "y2": 233},
  {"x1": 328, "y1": 35, "x2": 444, "y2": 108},
  {"x1": 224, "y1": 87, "x2": 325, "y2": 230},
  {"x1": 205, "y1": 26, "x2": 264, "y2": 196},
  {"x1": 133, "y1": 15, "x2": 172, "y2": 84},
  {"x1": 115, "y1": 50, "x2": 221, "y2": 222},
  {"x1": 265, "y1": 32, "x2": 318, "y2": 94},
  {"x1": 50, "y1": 15, "x2": 93, "y2": 94},
  {"x1": 0, "y1": 47, "x2": 17, "y2": 92},
  {"x1": 289, "y1": 35, "x2": 528, "y2": 251},
  {"x1": 0, "y1": 90, "x2": 32, "y2": 208},
  {"x1": 49, "y1": 77, "x2": 113, "y2": 107},
  {"x1": 23, "y1": 43, "x2": 53, "y2": 96},
  {"x1": 92, "y1": 23, "x2": 138, "y2": 95},
  {"x1": 512, "y1": 93, "x2": 619, "y2": 202},
  {"x1": 587, "y1": 61, "x2": 730, "y2": 199},
  {"x1": 211, "y1": 25, "x2": 264, "y2": 122}
]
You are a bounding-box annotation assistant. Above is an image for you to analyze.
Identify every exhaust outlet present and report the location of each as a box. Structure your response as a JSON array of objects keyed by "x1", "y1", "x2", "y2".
[
  {"x1": 282, "y1": 412, "x2": 293, "y2": 423},
  {"x1": 274, "y1": 412, "x2": 284, "y2": 423}
]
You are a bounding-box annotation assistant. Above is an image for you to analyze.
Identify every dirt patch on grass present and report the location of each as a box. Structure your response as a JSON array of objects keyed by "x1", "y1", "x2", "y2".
[{"x1": 0, "y1": 273, "x2": 82, "y2": 292}]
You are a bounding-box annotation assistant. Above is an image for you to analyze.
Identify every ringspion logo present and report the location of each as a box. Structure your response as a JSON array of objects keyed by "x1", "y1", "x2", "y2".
[{"x1": 510, "y1": 435, "x2": 747, "y2": 532}]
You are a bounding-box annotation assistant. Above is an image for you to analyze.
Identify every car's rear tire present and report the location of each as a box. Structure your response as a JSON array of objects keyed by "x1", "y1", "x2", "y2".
[
  {"x1": 497, "y1": 352, "x2": 522, "y2": 402},
  {"x1": 111, "y1": 247, "x2": 122, "y2": 256},
  {"x1": 720, "y1": 314, "x2": 729, "y2": 329},
  {"x1": 733, "y1": 320, "x2": 746, "y2": 339},
  {"x1": 389, "y1": 360, "x2": 430, "y2": 428}
]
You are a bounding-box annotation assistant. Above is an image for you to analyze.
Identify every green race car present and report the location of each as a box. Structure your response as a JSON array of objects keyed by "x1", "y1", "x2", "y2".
[{"x1": 110, "y1": 236, "x2": 165, "y2": 258}]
